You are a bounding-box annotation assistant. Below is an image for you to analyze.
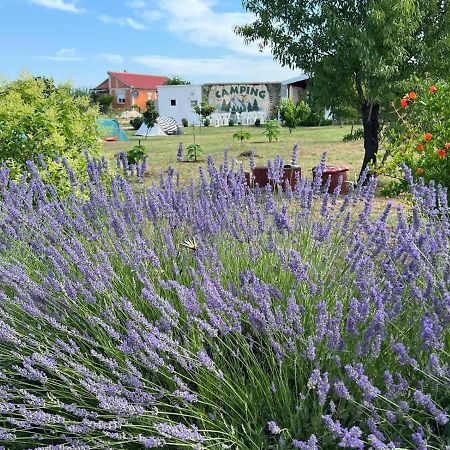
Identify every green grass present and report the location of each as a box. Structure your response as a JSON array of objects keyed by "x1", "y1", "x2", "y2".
[{"x1": 102, "y1": 124, "x2": 364, "y2": 185}]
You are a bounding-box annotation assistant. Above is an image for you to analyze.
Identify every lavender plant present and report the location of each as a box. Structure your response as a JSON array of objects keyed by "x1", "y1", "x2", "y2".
[{"x1": 0, "y1": 155, "x2": 448, "y2": 449}]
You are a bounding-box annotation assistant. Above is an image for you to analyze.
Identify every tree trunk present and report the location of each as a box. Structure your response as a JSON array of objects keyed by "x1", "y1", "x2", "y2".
[{"x1": 358, "y1": 101, "x2": 379, "y2": 182}]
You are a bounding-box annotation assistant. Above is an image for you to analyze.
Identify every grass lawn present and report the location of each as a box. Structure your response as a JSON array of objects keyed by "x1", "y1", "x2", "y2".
[{"x1": 102, "y1": 124, "x2": 365, "y2": 185}]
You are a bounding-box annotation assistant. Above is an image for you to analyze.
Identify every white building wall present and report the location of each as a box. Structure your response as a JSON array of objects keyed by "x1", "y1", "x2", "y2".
[{"x1": 157, "y1": 84, "x2": 203, "y2": 126}]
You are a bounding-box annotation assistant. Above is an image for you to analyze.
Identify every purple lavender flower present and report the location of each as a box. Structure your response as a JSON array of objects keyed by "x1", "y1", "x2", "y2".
[
  {"x1": 267, "y1": 420, "x2": 281, "y2": 434},
  {"x1": 291, "y1": 144, "x2": 299, "y2": 166},
  {"x1": 292, "y1": 434, "x2": 318, "y2": 449}
]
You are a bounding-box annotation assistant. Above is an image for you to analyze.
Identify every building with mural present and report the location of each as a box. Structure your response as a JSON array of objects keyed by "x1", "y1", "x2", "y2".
[
  {"x1": 157, "y1": 75, "x2": 312, "y2": 125},
  {"x1": 202, "y1": 82, "x2": 281, "y2": 118}
]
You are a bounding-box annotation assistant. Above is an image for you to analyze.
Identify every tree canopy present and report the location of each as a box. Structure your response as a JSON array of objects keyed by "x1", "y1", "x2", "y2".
[
  {"x1": 236, "y1": 0, "x2": 450, "y2": 174},
  {"x1": 164, "y1": 76, "x2": 191, "y2": 85}
]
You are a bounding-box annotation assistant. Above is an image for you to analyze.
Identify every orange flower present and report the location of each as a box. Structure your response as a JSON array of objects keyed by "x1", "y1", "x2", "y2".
[
  {"x1": 445, "y1": 143, "x2": 450, "y2": 150},
  {"x1": 437, "y1": 148, "x2": 446, "y2": 158},
  {"x1": 429, "y1": 85, "x2": 437, "y2": 94},
  {"x1": 409, "y1": 91, "x2": 417, "y2": 100},
  {"x1": 416, "y1": 167, "x2": 424, "y2": 175},
  {"x1": 417, "y1": 143, "x2": 424, "y2": 152},
  {"x1": 424, "y1": 132, "x2": 432, "y2": 141},
  {"x1": 400, "y1": 98, "x2": 409, "y2": 108}
]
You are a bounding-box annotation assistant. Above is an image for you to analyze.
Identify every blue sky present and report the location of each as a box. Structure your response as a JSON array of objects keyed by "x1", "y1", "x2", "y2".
[{"x1": 0, "y1": 0, "x2": 300, "y2": 87}]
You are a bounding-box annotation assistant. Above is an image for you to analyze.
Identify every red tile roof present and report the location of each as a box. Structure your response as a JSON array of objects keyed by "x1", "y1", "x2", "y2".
[{"x1": 108, "y1": 71, "x2": 168, "y2": 90}]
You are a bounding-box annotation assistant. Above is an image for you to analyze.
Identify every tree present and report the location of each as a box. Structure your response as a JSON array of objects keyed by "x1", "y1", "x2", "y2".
[
  {"x1": 142, "y1": 100, "x2": 159, "y2": 138},
  {"x1": 0, "y1": 74, "x2": 100, "y2": 189},
  {"x1": 164, "y1": 76, "x2": 191, "y2": 85},
  {"x1": 236, "y1": 1, "x2": 450, "y2": 179},
  {"x1": 193, "y1": 98, "x2": 215, "y2": 131},
  {"x1": 279, "y1": 98, "x2": 311, "y2": 133}
]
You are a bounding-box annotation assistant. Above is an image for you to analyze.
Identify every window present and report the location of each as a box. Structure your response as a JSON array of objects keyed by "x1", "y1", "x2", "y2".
[
  {"x1": 116, "y1": 89, "x2": 126, "y2": 104},
  {"x1": 170, "y1": 99, "x2": 176, "y2": 106},
  {"x1": 190, "y1": 100, "x2": 198, "y2": 107}
]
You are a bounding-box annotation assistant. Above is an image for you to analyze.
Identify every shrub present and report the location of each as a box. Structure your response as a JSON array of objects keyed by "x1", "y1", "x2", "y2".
[
  {"x1": 0, "y1": 155, "x2": 448, "y2": 449},
  {"x1": 233, "y1": 128, "x2": 251, "y2": 145},
  {"x1": 181, "y1": 118, "x2": 189, "y2": 127},
  {"x1": 0, "y1": 74, "x2": 100, "y2": 191},
  {"x1": 378, "y1": 80, "x2": 450, "y2": 198},
  {"x1": 126, "y1": 144, "x2": 146, "y2": 165},
  {"x1": 129, "y1": 116, "x2": 144, "y2": 130},
  {"x1": 254, "y1": 118, "x2": 261, "y2": 127},
  {"x1": 186, "y1": 143, "x2": 203, "y2": 161},
  {"x1": 279, "y1": 98, "x2": 311, "y2": 133},
  {"x1": 300, "y1": 110, "x2": 322, "y2": 126},
  {"x1": 228, "y1": 119, "x2": 235, "y2": 126},
  {"x1": 203, "y1": 118, "x2": 210, "y2": 127},
  {"x1": 263, "y1": 119, "x2": 281, "y2": 142}
]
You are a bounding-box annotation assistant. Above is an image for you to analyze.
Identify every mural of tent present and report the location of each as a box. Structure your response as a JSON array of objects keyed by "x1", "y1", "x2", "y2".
[
  {"x1": 135, "y1": 117, "x2": 179, "y2": 137},
  {"x1": 97, "y1": 119, "x2": 129, "y2": 141}
]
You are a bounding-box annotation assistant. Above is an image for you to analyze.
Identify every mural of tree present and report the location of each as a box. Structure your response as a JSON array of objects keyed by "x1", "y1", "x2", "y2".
[
  {"x1": 221, "y1": 99, "x2": 227, "y2": 111},
  {"x1": 247, "y1": 102, "x2": 253, "y2": 112},
  {"x1": 253, "y1": 99, "x2": 259, "y2": 111}
]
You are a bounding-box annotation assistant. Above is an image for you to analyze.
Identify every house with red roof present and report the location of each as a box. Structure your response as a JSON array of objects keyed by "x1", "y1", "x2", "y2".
[{"x1": 94, "y1": 71, "x2": 168, "y2": 111}]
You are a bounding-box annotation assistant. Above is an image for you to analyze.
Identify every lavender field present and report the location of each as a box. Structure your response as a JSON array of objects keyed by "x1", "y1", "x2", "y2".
[{"x1": 0, "y1": 154, "x2": 449, "y2": 449}]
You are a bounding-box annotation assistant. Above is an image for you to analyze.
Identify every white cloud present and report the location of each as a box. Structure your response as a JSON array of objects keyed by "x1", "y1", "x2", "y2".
[
  {"x1": 30, "y1": 0, "x2": 83, "y2": 13},
  {"x1": 99, "y1": 15, "x2": 146, "y2": 30},
  {"x1": 126, "y1": 0, "x2": 270, "y2": 57},
  {"x1": 133, "y1": 55, "x2": 298, "y2": 81},
  {"x1": 45, "y1": 48, "x2": 83, "y2": 62},
  {"x1": 97, "y1": 53, "x2": 124, "y2": 64}
]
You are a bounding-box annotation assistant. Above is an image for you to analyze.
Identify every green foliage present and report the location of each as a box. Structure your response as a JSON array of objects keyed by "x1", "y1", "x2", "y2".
[
  {"x1": 343, "y1": 128, "x2": 364, "y2": 142},
  {"x1": 203, "y1": 118, "x2": 210, "y2": 127},
  {"x1": 263, "y1": 119, "x2": 281, "y2": 142},
  {"x1": 142, "y1": 100, "x2": 159, "y2": 135},
  {"x1": 228, "y1": 119, "x2": 235, "y2": 127},
  {"x1": 126, "y1": 145, "x2": 146, "y2": 165},
  {"x1": 193, "y1": 99, "x2": 215, "y2": 126},
  {"x1": 238, "y1": 1, "x2": 449, "y2": 111},
  {"x1": 378, "y1": 80, "x2": 450, "y2": 197},
  {"x1": 164, "y1": 76, "x2": 191, "y2": 85},
  {"x1": 181, "y1": 118, "x2": 189, "y2": 127},
  {"x1": 233, "y1": 128, "x2": 251, "y2": 145},
  {"x1": 279, "y1": 98, "x2": 311, "y2": 133},
  {"x1": 237, "y1": 0, "x2": 450, "y2": 173},
  {"x1": 254, "y1": 118, "x2": 261, "y2": 127},
  {"x1": 0, "y1": 74, "x2": 100, "y2": 190},
  {"x1": 93, "y1": 94, "x2": 114, "y2": 114},
  {"x1": 186, "y1": 143, "x2": 203, "y2": 162},
  {"x1": 129, "y1": 116, "x2": 144, "y2": 130}
]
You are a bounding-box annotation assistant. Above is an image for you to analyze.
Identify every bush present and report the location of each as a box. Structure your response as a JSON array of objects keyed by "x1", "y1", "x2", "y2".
[
  {"x1": 233, "y1": 129, "x2": 251, "y2": 145},
  {"x1": 378, "y1": 80, "x2": 450, "y2": 198},
  {"x1": 130, "y1": 116, "x2": 144, "y2": 130},
  {"x1": 300, "y1": 110, "x2": 324, "y2": 127},
  {"x1": 279, "y1": 98, "x2": 311, "y2": 133},
  {"x1": 203, "y1": 118, "x2": 210, "y2": 127},
  {"x1": 186, "y1": 143, "x2": 203, "y2": 161},
  {"x1": 254, "y1": 118, "x2": 261, "y2": 127},
  {"x1": 228, "y1": 119, "x2": 235, "y2": 126},
  {"x1": 263, "y1": 119, "x2": 281, "y2": 142},
  {"x1": 0, "y1": 155, "x2": 448, "y2": 449},
  {"x1": 0, "y1": 74, "x2": 100, "y2": 191},
  {"x1": 181, "y1": 118, "x2": 189, "y2": 127},
  {"x1": 127, "y1": 144, "x2": 146, "y2": 165}
]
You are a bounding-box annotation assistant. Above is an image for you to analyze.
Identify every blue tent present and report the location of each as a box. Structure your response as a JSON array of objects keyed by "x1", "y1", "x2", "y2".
[{"x1": 97, "y1": 118, "x2": 128, "y2": 141}]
